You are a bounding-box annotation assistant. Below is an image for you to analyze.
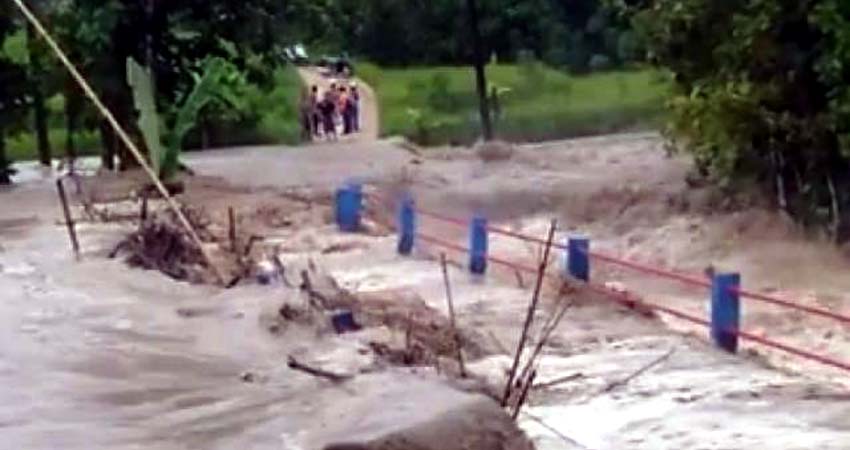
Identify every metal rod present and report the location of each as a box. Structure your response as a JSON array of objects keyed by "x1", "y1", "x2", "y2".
[{"x1": 228, "y1": 206, "x2": 236, "y2": 252}]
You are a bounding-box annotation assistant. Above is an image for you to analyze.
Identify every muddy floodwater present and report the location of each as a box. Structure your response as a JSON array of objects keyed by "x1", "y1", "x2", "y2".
[
  {"x1": 1, "y1": 187, "x2": 306, "y2": 449},
  {"x1": 4, "y1": 135, "x2": 850, "y2": 449}
]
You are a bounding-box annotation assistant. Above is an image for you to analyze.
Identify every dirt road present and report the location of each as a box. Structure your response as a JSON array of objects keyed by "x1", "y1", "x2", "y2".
[{"x1": 297, "y1": 67, "x2": 380, "y2": 142}]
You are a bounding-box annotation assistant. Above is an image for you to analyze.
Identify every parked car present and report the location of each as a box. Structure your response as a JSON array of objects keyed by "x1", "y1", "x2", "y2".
[{"x1": 283, "y1": 43, "x2": 309, "y2": 65}]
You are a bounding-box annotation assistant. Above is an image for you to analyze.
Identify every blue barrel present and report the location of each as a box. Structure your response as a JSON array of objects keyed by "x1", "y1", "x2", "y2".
[
  {"x1": 469, "y1": 215, "x2": 488, "y2": 275},
  {"x1": 398, "y1": 195, "x2": 416, "y2": 255},
  {"x1": 711, "y1": 272, "x2": 740, "y2": 353},
  {"x1": 335, "y1": 182, "x2": 363, "y2": 232},
  {"x1": 331, "y1": 310, "x2": 360, "y2": 334},
  {"x1": 568, "y1": 236, "x2": 590, "y2": 282}
]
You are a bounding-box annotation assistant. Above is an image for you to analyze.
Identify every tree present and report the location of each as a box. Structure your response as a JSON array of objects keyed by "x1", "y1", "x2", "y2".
[
  {"x1": 466, "y1": 0, "x2": 493, "y2": 141},
  {"x1": 624, "y1": 0, "x2": 850, "y2": 240},
  {"x1": 0, "y1": 5, "x2": 29, "y2": 184},
  {"x1": 24, "y1": 1, "x2": 53, "y2": 167},
  {"x1": 42, "y1": 0, "x2": 291, "y2": 171}
]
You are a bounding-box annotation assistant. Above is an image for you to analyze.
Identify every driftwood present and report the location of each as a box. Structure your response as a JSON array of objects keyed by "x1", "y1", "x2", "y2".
[
  {"x1": 602, "y1": 347, "x2": 676, "y2": 393},
  {"x1": 532, "y1": 372, "x2": 584, "y2": 391},
  {"x1": 287, "y1": 355, "x2": 352, "y2": 383},
  {"x1": 519, "y1": 411, "x2": 592, "y2": 449}
]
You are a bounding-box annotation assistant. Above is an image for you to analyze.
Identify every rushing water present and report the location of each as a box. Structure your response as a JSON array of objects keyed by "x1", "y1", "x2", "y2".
[{"x1": 0, "y1": 177, "x2": 319, "y2": 449}]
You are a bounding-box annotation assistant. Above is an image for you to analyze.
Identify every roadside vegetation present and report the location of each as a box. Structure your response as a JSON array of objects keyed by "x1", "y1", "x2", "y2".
[
  {"x1": 360, "y1": 61, "x2": 667, "y2": 145},
  {"x1": 622, "y1": 0, "x2": 850, "y2": 242}
]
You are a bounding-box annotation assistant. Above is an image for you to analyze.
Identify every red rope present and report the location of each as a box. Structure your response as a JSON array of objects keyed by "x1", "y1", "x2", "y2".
[
  {"x1": 414, "y1": 223, "x2": 850, "y2": 374},
  {"x1": 369, "y1": 192, "x2": 850, "y2": 326},
  {"x1": 734, "y1": 330, "x2": 850, "y2": 372},
  {"x1": 733, "y1": 288, "x2": 850, "y2": 325},
  {"x1": 418, "y1": 209, "x2": 469, "y2": 228},
  {"x1": 586, "y1": 282, "x2": 850, "y2": 373},
  {"x1": 417, "y1": 232, "x2": 540, "y2": 274},
  {"x1": 587, "y1": 250, "x2": 711, "y2": 288},
  {"x1": 417, "y1": 233, "x2": 468, "y2": 254},
  {"x1": 584, "y1": 282, "x2": 710, "y2": 328}
]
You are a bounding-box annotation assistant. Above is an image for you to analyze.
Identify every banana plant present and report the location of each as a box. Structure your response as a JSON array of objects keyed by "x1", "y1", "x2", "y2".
[{"x1": 127, "y1": 56, "x2": 246, "y2": 181}]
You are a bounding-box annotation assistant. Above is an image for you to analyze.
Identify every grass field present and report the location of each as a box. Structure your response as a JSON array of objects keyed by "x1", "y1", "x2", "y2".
[{"x1": 358, "y1": 62, "x2": 669, "y2": 145}]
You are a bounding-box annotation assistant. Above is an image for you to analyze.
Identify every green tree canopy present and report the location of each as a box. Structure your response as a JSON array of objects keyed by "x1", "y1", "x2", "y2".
[{"x1": 623, "y1": 0, "x2": 850, "y2": 239}]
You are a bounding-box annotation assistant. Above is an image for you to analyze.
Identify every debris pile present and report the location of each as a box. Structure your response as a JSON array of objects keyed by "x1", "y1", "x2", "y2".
[{"x1": 110, "y1": 206, "x2": 231, "y2": 284}]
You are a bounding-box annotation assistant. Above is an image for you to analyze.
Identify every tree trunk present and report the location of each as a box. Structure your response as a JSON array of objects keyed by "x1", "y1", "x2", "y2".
[
  {"x1": 64, "y1": 81, "x2": 80, "y2": 162},
  {"x1": 27, "y1": 22, "x2": 52, "y2": 167},
  {"x1": 772, "y1": 151, "x2": 788, "y2": 212},
  {"x1": 465, "y1": 0, "x2": 493, "y2": 141},
  {"x1": 99, "y1": 119, "x2": 116, "y2": 171},
  {"x1": 827, "y1": 174, "x2": 841, "y2": 243},
  {"x1": 98, "y1": 89, "x2": 145, "y2": 172},
  {"x1": 0, "y1": 124, "x2": 10, "y2": 185}
]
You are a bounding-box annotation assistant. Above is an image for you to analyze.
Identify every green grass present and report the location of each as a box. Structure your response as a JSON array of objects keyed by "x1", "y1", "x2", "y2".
[
  {"x1": 7, "y1": 128, "x2": 102, "y2": 162},
  {"x1": 358, "y1": 62, "x2": 669, "y2": 145}
]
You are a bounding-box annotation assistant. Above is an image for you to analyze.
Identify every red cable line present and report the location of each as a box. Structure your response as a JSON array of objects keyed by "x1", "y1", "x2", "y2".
[
  {"x1": 733, "y1": 288, "x2": 850, "y2": 325},
  {"x1": 414, "y1": 224, "x2": 850, "y2": 374},
  {"x1": 418, "y1": 209, "x2": 469, "y2": 227},
  {"x1": 369, "y1": 192, "x2": 850, "y2": 327},
  {"x1": 587, "y1": 250, "x2": 712, "y2": 288},
  {"x1": 417, "y1": 201, "x2": 850, "y2": 325},
  {"x1": 735, "y1": 330, "x2": 850, "y2": 372},
  {"x1": 585, "y1": 283, "x2": 850, "y2": 373},
  {"x1": 417, "y1": 232, "x2": 540, "y2": 274},
  {"x1": 584, "y1": 283, "x2": 710, "y2": 328}
]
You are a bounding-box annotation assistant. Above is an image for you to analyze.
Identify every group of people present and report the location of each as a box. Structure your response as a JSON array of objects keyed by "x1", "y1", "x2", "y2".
[{"x1": 300, "y1": 81, "x2": 361, "y2": 141}]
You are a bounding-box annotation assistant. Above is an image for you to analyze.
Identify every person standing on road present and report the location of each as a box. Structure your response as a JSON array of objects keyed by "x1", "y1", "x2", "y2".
[
  {"x1": 310, "y1": 85, "x2": 321, "y2": 138},
  {"x1": 338, "y1": 86, "x2": 352, "y2": 135},
  {"x1": 317, "y1": 91, "x2": 337, "y2": 141},
  {"x1": 298, "y1": 88, "x2": 313, "y2": 142},
  {"x1": 350, "y1": 83, "x2": 361, "y2": 132}
]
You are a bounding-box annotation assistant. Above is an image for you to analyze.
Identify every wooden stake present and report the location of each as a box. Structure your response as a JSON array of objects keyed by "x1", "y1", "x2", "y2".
[
  {"x1": 441, "y1": 253, "x2": 466, "y2": 378},
  {"x1": 228, "y1": 207, "x2": 236, "y2": 252},
  {"x1": 56, "y1": 178, "x2": 80, "y2": 257},
  {"x1": 512, "y1": 370, "x2": 537, "y2": 420},
  {"x1": 501, "y1": 219, "x2": 557, "y2": 407},
  {"x1": 139, "y1": 191, "x2": 148, "y2": 222}
]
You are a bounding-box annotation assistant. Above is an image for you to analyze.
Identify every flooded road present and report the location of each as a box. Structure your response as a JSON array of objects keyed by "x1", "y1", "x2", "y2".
[
  {"x1": 0, "y1": 179, "x2": 314, "y2": 449},
  {"x1": 0, "y1": 141, "x2": 419, "y2": 449},
  {"x1": 5, "y1": 134, "x2": 850, "y2": 449}
]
